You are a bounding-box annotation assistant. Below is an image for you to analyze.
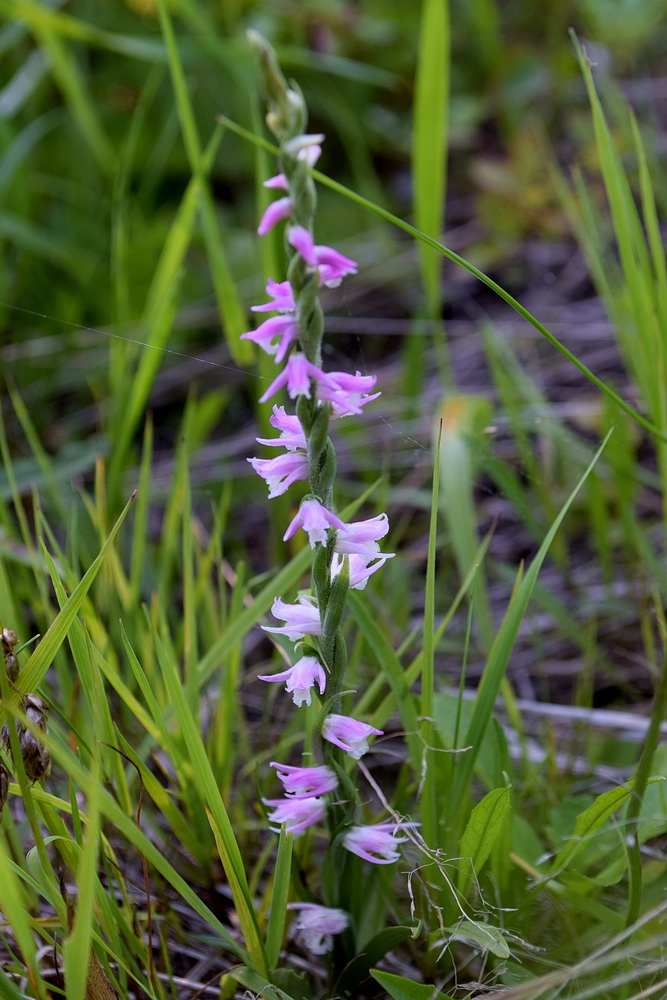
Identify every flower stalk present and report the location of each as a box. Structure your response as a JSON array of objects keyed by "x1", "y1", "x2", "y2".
[{"x1": 246, "y1": 32, "x2": 414, "y2": 962}]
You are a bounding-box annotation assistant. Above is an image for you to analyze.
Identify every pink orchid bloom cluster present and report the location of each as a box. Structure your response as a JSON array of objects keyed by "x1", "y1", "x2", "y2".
[{"x1": 244, "y1": 51, "x2": 414, "y2": 951}]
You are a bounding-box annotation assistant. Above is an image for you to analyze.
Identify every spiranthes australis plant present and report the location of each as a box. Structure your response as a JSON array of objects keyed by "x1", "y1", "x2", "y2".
[{"x1": 246, "y1": 33, "x2": 417, "y2": 984}]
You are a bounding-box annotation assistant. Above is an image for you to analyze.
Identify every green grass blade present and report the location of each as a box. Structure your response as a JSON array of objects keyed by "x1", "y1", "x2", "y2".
[
  {"x1": 265, "y1": 829, "x2": 292, "y2": 969},
  {"x1": 421, "y1": 418, "x2": 442, "y2": 847},
  {"x1": 63, "y1": 748, "x2": 102, "y2": 1000},
  {"x1": 16, "y1": 724, "x2": 250, "y2": 963},
  {"x1": 347, "y1": 592, "x2": 420, "y2": 770},
  {"x1": 195, "y1": 545, "x2": 312, "y2": 687},
  {"x1": 0, "y1": 837, "x2": 50, "y2": 1000},
  {"x1": 413, "y1": 0, "x2": 449, "y2": 315},
  {"x1": 437, "y1": 394, "x2": 495, "y2": 648}
]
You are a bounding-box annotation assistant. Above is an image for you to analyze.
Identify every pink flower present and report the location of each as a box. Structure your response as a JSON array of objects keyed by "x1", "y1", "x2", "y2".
[
  {"x1": 262, "y1": 595, "x2": 321, "y2": 641},
  {"x1": 258, "y1": 353, "x2": 338, "y2": 405},
  {"x1": 288, "y1": 226, "x2": 358, "y2": 288},
  {"x1": 248, "y1": 451, "x2": 309, "y2": 498},
  {"x1": 331, "y1": 553, "x2": 394, "y2": 590},
  {"x1": 251, "y1": 278, "x2": 295, "y2": 314},
  {"x1": 287, "y1": 903, "x2": 348, "y2": 954},
  {"x1": 322, "y1": 714, "x2": 383, "y2": 760},
  {"x1": 283, "y1": 133, "x2": 324, "y2": 162},
  {"x1": 317, "y1": 369, "x2": 381, "y2": 417},
  {"x1": 270, "y1": 762, "x2": 338, "y2": 799},
  {"x1": 241, "y1": 315, "x2": 299, "y2": 363},
  {"x1": 258, "y1": 654, "x2": 326, "y2": 707},
  {"x1": 342, "y1": 823, "x2": 413, "y2": 865},
  {"x1": 258, "y1": 196, "x2": 293, "y2": 236},
  {"x1": 263, "y1": 142, "x2": 322, "y2": 194},
  {"x1": 263, "y1": 796, "x2": 325, "y2": 835},
  {"x1": 256, "y1": 406, "x2": 307, "y2": 451},
  {"x1": 283, "y1": 498, "x2": 345, "y2": 548},
  {"x1": 335, "y1": 513, "x2": 391, "y2": 560},
  {"x1": 263, "y1": 173, "x2": 289, "y2": 191}
]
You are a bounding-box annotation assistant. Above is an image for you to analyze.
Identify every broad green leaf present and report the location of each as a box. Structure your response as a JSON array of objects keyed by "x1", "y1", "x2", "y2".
[
  {"x1": 229, "y1": 965, "x2": 294, "y2": 1000},
  {"x1": 550, "y1": 778, "x2": 664, "y2": 875},
  {"x1": 458, "y1": 786, "x2": 512, "y2": 890},
  {"x1": 337, "y1": 924, "x2": 422, "y2": 996},
  {"x1": 371, "y1": 969, "x2": 450, "y2": 1000},
  {"x1": 444, "y1": 920, "x2": 510, "y2": 958}
]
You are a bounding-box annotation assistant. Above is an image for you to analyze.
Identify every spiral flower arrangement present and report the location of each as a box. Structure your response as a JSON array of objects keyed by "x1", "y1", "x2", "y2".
[{"x1": 246, "y1": 34, "x2": 415, "y2": 958}]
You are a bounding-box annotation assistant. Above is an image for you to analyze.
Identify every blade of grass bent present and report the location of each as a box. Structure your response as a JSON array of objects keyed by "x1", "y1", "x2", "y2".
[
  {"x1": 449, "y1": 431, "x2": 612, "y2": 824},
  {"x1": 216, "y1": 115, "x2": 665, "y2": 445}
]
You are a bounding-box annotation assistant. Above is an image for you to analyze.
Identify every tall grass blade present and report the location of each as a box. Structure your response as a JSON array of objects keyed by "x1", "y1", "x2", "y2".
[
  {"x1": 413, "y1": 0, "x2": 449, "y2": 316},
  {"x1": 62, "y1": 749, "x2": 102, "y2": 1000},
  {"x1": 265, "y1": 829, "x2": 292, "y2": 969}
]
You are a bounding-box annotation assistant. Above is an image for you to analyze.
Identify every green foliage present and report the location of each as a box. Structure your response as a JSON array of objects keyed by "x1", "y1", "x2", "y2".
[{"x1": 1, "y1": 2, "x2": 667, "y2": 998}]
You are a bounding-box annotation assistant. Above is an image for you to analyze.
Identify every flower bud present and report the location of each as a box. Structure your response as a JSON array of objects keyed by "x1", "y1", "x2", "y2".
[
  {"x1": 5, "y1": 694, "x2": 52, "y2": 784},
  {"x1": 2, "y1": 627, "x2": 19, "y2": 684}
]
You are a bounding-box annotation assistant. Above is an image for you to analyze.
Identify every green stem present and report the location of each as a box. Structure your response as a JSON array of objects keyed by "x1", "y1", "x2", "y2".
[{"x1": 625, "y1": 645, "x2": 667, "y2": 926}]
